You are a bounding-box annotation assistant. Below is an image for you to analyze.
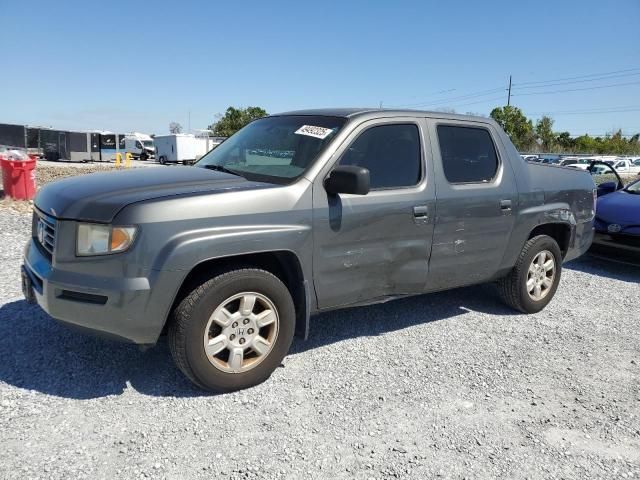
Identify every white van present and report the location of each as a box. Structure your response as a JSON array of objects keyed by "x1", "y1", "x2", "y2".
[
  {"x1": 124, "y1": 132, "x2": 155, "y2": 161},
  {"x1": 154, "y1": 134, "x2": 221, "y2": 165}
]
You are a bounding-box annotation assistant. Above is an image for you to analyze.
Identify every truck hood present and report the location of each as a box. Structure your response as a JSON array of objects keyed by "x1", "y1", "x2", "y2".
[{"x1": 35, "y1": 166, "x2": 276, "y2": 223}]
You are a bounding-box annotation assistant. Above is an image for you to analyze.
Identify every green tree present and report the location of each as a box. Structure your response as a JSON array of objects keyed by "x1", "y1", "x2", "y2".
[
  {"x1": 555, "y1": 131, "x2": 574, "y2": 151},
  {"x1": 606, "y1": 130, "x2": 631, "y2": 155},
  {"x1": 490, "y1": 106, "x2": 535, "y2": 151},
  {"x1": 210, "y1": 106, "x2": 268, "y2": 137},
  {"x1": 535, "y1": 116, "x2": 555, "y2": 152},
  {"x1": 574, "y1": 134, "x2": 598, "y2": 153}
]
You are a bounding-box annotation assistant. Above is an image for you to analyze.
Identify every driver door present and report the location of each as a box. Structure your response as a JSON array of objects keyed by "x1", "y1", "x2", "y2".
[{"x1": 312, "y1": 118, "x2": 436, "y2": 309}]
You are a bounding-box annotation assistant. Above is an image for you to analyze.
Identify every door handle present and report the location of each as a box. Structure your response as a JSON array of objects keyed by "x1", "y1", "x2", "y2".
[
  {"x1": 413, "y1": 205, "x2": 429, "y2": 217},
  {"x1": 500, "y1": 199, "x2": 512, "y2": 211},
  {"x1": 413, "y1": 205, "x2": 429, "y2": 224}
]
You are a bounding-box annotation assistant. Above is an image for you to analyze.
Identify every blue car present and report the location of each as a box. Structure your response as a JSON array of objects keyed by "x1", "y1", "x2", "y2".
[{"x1": 592, "y1": 177, "x2": 640, "y2": 258}]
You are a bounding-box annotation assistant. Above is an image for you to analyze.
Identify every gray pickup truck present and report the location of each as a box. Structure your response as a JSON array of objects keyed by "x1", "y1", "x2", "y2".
[{"x1": 22, "y1": 109, "x2": 595, "y2": 392}]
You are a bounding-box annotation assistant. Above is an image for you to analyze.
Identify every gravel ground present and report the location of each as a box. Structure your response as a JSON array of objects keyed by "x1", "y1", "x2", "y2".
[{"x1": 0, "y1": 208, "x2": 638, "y2": 480}]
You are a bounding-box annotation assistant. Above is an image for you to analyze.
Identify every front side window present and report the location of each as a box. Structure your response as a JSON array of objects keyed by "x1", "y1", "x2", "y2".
[
  {"x1": 196, "y1": 115, "x2": 346, "y2": 184},
  {"x1": 437, "y1": 125, "x2": 499, "y2": 183},
  {"x1": 339, "y1": 124, "x2": 421, "y2": 189}
]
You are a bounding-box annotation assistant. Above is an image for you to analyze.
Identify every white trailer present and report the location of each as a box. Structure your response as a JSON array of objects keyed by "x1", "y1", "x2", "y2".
[{"x1": 154, "y1": 134, "x2": 221, "y2": 165}]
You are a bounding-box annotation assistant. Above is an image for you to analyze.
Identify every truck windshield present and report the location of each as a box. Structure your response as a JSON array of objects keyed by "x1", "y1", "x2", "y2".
[
  {"x1": 142, "y1": 141, "x2": 153, "y2": 147},
  {"x1": 195, "y1": 115, "x2": 347, "y2": 184}
]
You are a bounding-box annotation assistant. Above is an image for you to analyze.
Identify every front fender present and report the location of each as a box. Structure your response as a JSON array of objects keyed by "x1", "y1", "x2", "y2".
[
  {"x1": 148, "y1": 224, "x2": 314, "y2": 341},
  {"x1": 152, "y1": 224, "x2": 313, "y2": 276}
]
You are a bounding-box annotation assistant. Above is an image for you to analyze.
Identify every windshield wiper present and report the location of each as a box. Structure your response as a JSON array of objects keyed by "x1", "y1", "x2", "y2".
[{"x1": 202, "y1": 164, "x2": 244, "y2": 178}]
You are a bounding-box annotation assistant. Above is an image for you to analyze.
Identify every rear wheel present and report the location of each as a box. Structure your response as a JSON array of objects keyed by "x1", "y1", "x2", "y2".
[
  {"x1": 497, "y1": 235, "x2": 562, "y2": 313},
  {"x1": 168, "y1": 269, "x2": 295, "y2": 392}
]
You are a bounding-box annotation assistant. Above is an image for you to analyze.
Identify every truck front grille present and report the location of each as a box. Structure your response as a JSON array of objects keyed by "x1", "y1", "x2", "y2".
[{"x1": 33, "y1": 209, "x2": 57, "y2": 259}]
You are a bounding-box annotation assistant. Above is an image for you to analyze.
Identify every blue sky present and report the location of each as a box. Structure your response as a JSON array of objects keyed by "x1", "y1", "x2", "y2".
[{"x1": 1, "y1": 0, "x2": 639, "y2": 136}]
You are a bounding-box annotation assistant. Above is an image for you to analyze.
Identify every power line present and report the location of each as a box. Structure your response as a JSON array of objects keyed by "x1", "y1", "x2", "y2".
[
  {"x1": 389, "y1": 67, "x2": 640, "y2": 109},
  {"x1": 513, "y1": 67, "x2": 640, "y2": 87},
  {"x1": 513, "y1": 80, "x2": 640, "y2": 96},
  {"x1": 387, "y1": 66, "x2": 640, "y2": 111},
  {"x1": 526, "y1": 106, "x2": 640, "y2": 116},
  {"x1": 444, "y1": 95, "x2": 506, "y2": 109},
  {"x1": 385, "y1": 88, "x2": 457, "y2": 108},
  {"x1": 514, "y1": 71, "x2": 640, "y2": 89},
  {"x1": 390, "y1": 87, "x2": 504, "y2": 108}
]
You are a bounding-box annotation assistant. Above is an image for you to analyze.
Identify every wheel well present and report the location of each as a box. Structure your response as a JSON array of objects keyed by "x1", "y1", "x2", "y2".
[
  {"x1": 529, "y1": 223, "x2": 571, "y2": 257},
  {"x1": 167, "y1": 251, "x2": 307, "y2": 337}
]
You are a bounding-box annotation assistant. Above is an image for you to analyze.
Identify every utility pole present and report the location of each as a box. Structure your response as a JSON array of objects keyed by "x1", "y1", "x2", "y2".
[{"x1": 507, "y1": 75, "x2": 512, "y2": 106}]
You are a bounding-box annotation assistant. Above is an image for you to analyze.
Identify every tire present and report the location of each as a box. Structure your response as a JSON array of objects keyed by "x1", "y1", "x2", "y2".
[
  {"x1": 159, "y1": 155, "x2": 167, "y2": 165},
  {"x1": 497, "y1": 235, "x2": 562, "y2": 313},
  {"x1": 140, "y1": 152, "x2": 148, "y2": 161},
  {"x1": 168, "y1": 269, "x2": 295, "y2": 392}
]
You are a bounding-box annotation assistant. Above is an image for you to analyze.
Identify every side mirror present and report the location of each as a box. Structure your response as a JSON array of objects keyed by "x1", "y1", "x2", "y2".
[
  {"x1": 597, "y1": 181, "x2": 617, "y2": 197},
  {"x1": 324, "y1": 165, "x2": 370, "y2": 195}
]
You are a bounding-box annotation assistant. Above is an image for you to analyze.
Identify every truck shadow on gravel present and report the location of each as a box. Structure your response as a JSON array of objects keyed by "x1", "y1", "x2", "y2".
[
  {"x1": 564, "y1": 254, "x2": 640, "y2": 282},
  {"x1": 0, "y1": 284, "x2": 515, "y2": 399}
]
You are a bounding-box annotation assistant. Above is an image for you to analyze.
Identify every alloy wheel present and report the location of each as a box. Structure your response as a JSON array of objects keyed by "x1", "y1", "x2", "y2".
[
  {"x1": 526, "y1": 250, "x2": 556, "y2": 301},
  {"x1": 202, "y1": 292, "x2": 279, "y2": 373}
]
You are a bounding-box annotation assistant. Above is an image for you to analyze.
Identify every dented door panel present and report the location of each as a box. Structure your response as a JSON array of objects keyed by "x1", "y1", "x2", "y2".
[
  {"x1": 312, "y1": 117, "x2": 436, "y2": 309},
  {"x1": 426, "y1": 119, "x2": 518, "y2": 290}
]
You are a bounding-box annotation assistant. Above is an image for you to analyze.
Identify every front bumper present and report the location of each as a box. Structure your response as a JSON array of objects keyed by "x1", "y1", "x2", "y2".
[
  {"x1": 591, "y1": 231, "x2": 640, "y2": 263},
  {"x1": 22, "y1": 238, "x2": 182, "y2": 344}
]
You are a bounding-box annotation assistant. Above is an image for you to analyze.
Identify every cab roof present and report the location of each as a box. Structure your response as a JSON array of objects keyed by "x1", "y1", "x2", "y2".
[{"x1": 271, "y1": 108, "x2": 493, "y2": 124}]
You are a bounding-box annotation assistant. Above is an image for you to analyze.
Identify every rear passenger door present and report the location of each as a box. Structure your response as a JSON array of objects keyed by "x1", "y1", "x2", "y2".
[
  {"x1": 312, "y1": 119, "x2": 435, "y2": 309},
  {"x1": 426, "y1": 119, "x2": 518, "y2": 290}
]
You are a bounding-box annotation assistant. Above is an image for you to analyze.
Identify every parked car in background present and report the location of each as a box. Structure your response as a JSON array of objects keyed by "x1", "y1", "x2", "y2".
[
  {"x1": 22, "y1": 108, "x2": 596, "y2": 392},
  {"x1": 611, "y1": 158, "x2": 640, "y2": 174},
  {"x1": 541, "y1": 158, "x2": 561, "y2": 165},
  {"x1": 589, "y1": 164, "x2": 611, "y2": 176},
  {"x1": 592, "y1": 175, "x2": 640, "y2": 259},
  {"x1": 568, "y1": 158, "x2": 599, "y2": 170},
  {"x1": 561, "y1": 157, "x2": 593, "y2": 168}
]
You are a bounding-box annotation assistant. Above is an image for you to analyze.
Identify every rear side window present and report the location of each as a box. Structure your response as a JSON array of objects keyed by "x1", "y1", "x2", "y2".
[
  {"x1": 339, "y1": 124, "x2": 421, "y2": 189},
  {"x1": 437, "y1": 125, "x2": 499, "y2": 183}
]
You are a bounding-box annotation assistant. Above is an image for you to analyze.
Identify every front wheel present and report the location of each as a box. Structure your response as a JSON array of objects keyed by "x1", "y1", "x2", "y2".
[
  {"x1": 497, "y1": 235, "x2": 562, "y2": 313},
  {"x1": 168, "y1": 269, "x2": 295, "y2": 392},
  {"x1": 159, "y1": 155, "x2": 167, "y2": 165}
]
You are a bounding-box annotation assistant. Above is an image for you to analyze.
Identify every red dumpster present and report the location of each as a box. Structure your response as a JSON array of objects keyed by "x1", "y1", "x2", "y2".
[{"x1": 1, "y1": 156, "x2": 37, "y2": 200}]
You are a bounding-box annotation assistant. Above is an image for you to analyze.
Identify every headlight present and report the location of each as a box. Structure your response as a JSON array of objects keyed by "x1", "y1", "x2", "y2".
[{"x1": 76, "y1": 224, "x2": 137, "y2": 256}]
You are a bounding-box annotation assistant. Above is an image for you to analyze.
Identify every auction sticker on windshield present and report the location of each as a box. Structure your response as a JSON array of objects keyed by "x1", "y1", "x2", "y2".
[{"x1": 294, "y1": 125, "x2": 334, "y2": 139}]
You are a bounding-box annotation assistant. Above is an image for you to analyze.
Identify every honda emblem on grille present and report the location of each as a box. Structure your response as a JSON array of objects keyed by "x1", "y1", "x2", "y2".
[
  {"x1": 37, "y1": 220, "x2": 45, "y2": 244},
  {"x1": 607, "y1": 224, "x2": 622, "y2": 233}
]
